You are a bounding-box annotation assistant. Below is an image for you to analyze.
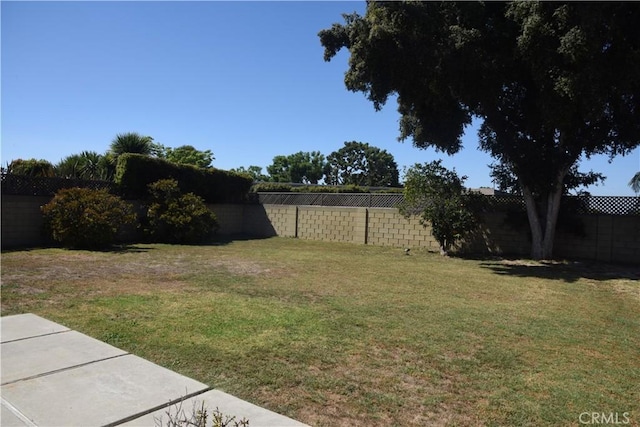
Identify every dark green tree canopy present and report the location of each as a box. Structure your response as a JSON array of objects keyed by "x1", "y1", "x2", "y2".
[
  {"x1": 230, "y1": 166, "x2": 270, "y2": 182},
  {"x1": 152, "y1": 144, "x2": 214, "y2": 168},
  {"x1": 324, "y1": 141, "x2": 399, "y2": 187},
  {"x1": 320, "y1": 1, "x2": 640, "y2": 259},
  {"x1": 266, "y1": 151, "x2": 325, "y2": 184},
  {"x1": 6, "y1": 159, "x2": 55, "y2": 177}
]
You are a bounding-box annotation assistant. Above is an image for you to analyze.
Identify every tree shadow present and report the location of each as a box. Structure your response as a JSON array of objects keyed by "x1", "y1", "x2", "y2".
[
  {"x1": 477, "y1": 258, "x2": 640, "y2": 283},
  {"x1": 107, "y1": 244, "x2": 155, "y2": 254},
  {"x1": 196, "y1": 233, "x2": 274, "y2": 246}
]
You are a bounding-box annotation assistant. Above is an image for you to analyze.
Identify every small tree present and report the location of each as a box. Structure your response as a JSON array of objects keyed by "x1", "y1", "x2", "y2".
[
  {"x1": 400, "y1": 161, "x2": 480, "y2": 255},
  {"x1": 145, "y1": 179, "x2": 219, "y2": 244},
  {"x1": 41, "y1": 188, "x2": 135, "y2": 249}
]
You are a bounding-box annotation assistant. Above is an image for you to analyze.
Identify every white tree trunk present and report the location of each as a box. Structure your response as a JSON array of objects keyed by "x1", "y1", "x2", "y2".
[
  {"x1": 521, "y1": 168, "x2": 568, "y2": 260},
  {"x1": 522, "y1": 186, "x2": 545, "y2": 260}
]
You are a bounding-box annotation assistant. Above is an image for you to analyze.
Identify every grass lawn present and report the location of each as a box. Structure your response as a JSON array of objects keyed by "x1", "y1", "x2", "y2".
[{"x1": 1, "y1": 237, "x2": 639, "y2": 426}]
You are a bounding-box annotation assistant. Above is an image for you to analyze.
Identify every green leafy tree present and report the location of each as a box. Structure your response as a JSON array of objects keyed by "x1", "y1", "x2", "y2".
[
  {"x1": 630, "y1": 172, "x2": 640, "y2": 194},
  {"x1": 266, "y1": 151, "x2": 325, "y2": 184},
  {"x1": 152, "y1": 143, "x2": 214, "y2": 168},
  {"x1": 230, "y1": 166, "x2": 269, "y2": 182},
  {"x1": 490, "y1": 162, "x2": 604, "y2": 197},
  {"x1": 41, "y1": 188, "x2": 135, "y2": 249},
  {"x1": 55, "y1": 151, "x2": 112, "y2": 181},
  {"x1": 144, "y1": 179, "x2": 219, "y2": 244},
  {"x1": 324, "y1": 141, "x2": 399, "y2": 187},
  {"x1": 320, "y1": 2, "x2": 640, "y2": 259},
  {"x1": 400, "y1": 161, "x2": 481, "y2": 255},
  {"x1": 6, "y1": 159, "x2": 55, "y2": 177}
]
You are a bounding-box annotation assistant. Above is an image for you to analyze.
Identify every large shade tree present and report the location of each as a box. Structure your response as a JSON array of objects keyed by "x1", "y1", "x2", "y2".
[
  {"x1": 320, "y1": 1, "x2": 640, "y2": 259},
  {"x1": 324, "y1": 141, "x2": 399, "y2": 187},
  {"x1": 267, "y1": 151, "x2": 326, "y2": 184}
]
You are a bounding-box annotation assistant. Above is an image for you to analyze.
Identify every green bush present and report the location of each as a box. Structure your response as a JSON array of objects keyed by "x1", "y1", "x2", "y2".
[
  {"x1": 250, "y1": 182, "x2": 293, "y2": 193},
  {"x1": 41, "y1": 188, "x2": 135, "y2": 249},
  {"x1": 144, "y1": 179, "x2": 219, "y2": 244},
  {"x1": 115, "y1": 154, "x2": 252, "y2": 203}
]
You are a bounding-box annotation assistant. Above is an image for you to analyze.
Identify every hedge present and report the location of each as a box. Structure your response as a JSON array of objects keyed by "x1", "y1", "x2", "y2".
[
  {"x1": 250, "y1": 182, "x2": 404, "y2": 194},
  {"x1": 115, "y1": 154, "x2": 252, "y2": 203}
]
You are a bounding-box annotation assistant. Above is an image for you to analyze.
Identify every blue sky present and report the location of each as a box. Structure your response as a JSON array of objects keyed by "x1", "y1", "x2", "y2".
[{"x1": 2, "y1": 1, "x2": 638, "y2": 196}]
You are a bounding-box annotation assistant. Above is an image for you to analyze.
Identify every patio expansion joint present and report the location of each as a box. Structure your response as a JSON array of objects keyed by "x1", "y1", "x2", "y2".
[
  {"x1": 105, "y1": 386, "x2": 214, "y2": 427},
  {"x1": 0, "y1": 329, "x2": 71, "y2": 345},
  {"x1": 0, "y1": 353, "x2": 130, "y2": 386}
]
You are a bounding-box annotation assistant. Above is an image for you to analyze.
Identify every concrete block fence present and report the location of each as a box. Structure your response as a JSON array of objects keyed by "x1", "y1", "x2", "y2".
[{"x1": 2, "y1": 195, "x2": 639, "y2": 264}]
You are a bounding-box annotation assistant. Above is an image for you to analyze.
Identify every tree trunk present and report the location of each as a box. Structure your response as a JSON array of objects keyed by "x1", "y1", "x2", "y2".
[
  {"x1": 521, "y1": 186, "x2": 545, "y2": 260},
  {"x1": 521, "y1": 169, "x2": 569, "y2": 260},
  {"x1": 541, "y1": 185, "x2": 564, "y2": 259}
]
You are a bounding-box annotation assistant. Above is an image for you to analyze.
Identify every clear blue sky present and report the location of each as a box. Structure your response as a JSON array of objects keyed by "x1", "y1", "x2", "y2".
[{"x1": 2, "y1": 1, "x2": 638, "y2": 195}]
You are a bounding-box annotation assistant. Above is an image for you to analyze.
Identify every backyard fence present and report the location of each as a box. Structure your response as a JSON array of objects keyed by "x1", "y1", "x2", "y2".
[
  {"x1": 2, "y1": 174, "x2": 638, "y2": 216},
  {"x1": 1, "y1": 173, "x2": 115, "y2": 197},
  {"x1": 256, "y1": 192, "x2": 639, "y2": 216}
]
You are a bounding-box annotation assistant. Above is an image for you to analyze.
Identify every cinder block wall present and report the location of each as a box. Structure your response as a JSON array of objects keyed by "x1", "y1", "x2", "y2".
[
  {"x1": 297, "y1": 206, "x2": 366, "y2": 244},
  {"x1": 1, "y1": 195, "x2": 52, "y2": 248},
  {"x1": 210, "y1": 204, "x2": 245, "y2": 235},
  {"x1": 366, "y1": 208, "x2": 438, "y2": 250},
  {"x1": 252, "y1": 204, "x2": 639, "y2": 263},
  {"x1": 555, "y1": 215, "x2": 640, "y2": 264},
  {"x1": 2, "y1": 195, "x2": 638, "y2": 263}
]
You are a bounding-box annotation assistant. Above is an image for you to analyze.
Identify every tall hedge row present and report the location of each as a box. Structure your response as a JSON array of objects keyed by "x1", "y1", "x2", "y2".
[{"x1": 115, "y1": 154, "x2": 252, "y2": 203}]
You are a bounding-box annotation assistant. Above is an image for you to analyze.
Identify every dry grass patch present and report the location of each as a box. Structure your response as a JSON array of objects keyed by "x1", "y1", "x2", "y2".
[{"x1": 2, "y1": 238, "x2": 638, "y2": 426}]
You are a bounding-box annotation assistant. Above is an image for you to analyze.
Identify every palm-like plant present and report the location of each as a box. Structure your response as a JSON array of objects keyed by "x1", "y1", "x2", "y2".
[
  {"x1": 630, "y1": 172, "x2": 640, "y2": 194},
  {"x1": 109, "y1": 132, "x2": 153, "y2": 156},
  {"x1": 56, "y1": 151, "x2": 112, "y2": 180}
]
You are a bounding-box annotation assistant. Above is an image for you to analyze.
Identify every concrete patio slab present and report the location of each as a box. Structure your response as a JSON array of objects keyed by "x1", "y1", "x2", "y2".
[
  {"x1": 121, "y1": 389, "x2": 308, "y2": 427},
  {"x1": 1, "y1": 400, "x2": 31, "y2": 427},
  {"x1": 0, "y1": 314, "x2": 310, "y2": 426},
  {"x1": 0, "y1": 313, "x2": 69, "y2": 343},
  {"x1": 2, "y1": 354, "x2": 210, "y2": 426},
  {"x1": 1, "y1": 330, "x2": 127, "y2": 385}
]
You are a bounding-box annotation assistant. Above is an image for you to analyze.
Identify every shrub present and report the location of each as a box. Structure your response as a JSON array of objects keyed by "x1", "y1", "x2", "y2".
[
  {"x1": 144, "y1": 179, "x2": 219, "y2": 244},
  {"x1": 400, "y1": 161, "x2": 482, "y2": 255},
  {"x1": 41, "y1": 188, "x2": 135, "y2": 249},
  {"x1": 7, "y1": 158, "x2": 56, "y2": 177},
  {"x1": 250, "y1": 183, "x2": 293, "y2": 193}
]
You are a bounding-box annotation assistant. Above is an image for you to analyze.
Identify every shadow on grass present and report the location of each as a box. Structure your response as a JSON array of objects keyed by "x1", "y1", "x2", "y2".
[
  {"x1": 205, "y1": 233, "x2": 274, "y2": 246},
  {"x1": 476, "y1": 258, "x2": 640, "y2": 283},
  {"x1": 1, "y1": 234, "x2": 272, "y2": 253}
]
